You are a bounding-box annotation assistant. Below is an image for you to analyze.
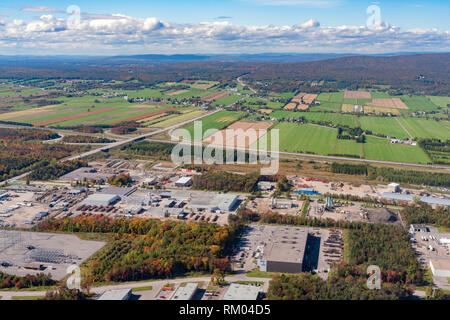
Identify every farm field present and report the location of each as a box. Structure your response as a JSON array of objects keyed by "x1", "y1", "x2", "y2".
[
  {"x1": 254, "y1": 122, "x2": 431, "y2": 163},
  {"x1": 270, "y1": 110, "x2": 359, "y2": 128},
  {"x1": 242, "y1": 97, "x2": 284, "y2": 109},
  {"x1": 427, "y1": 96, "x2": 450, "y2": 109},
  {"x1": 364, "y1": 136, "x2": 430, "y2": 164},
  {"x1": 397, "y1": 118, "x2": 450, "y2": 140},
  {"x1": 181, "y1": 110, "x2": 245, "y2": 140},
  {"x1": 400, "y1": 95, "x2": 439, "y2": 112},
  {"x1": 212, "y1": 94, "x2": 243, "y2": 106},
  {"x1": 359, "y1": 117, "x2": 409, "y2": 139},
  {"x1": 147, "y1": 109, "x2": 207, "y2": 128}
]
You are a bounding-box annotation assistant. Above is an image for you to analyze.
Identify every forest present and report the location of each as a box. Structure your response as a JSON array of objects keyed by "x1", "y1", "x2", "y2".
[
  {"x1": 268, "y1": 263, "x2": 412, "y2": 300},
  {"x1": 330, "y1": 162, "x2": 450, "y2": 187},
  {"x1": 0, "y1": 129, "x2": 84, "y2": 182},
  {"x1": 0, "y1": 271, "x2": 55, "y2": 289},
  {"x1": 28, "y1": 160, "x2": 87, "y2": 181},
  {"x1": 346, "y1": 224, "x2": 423, "y2": 284},
  {"x1": 61, "y1": 136, "x2": 115, "y2": 144},
  {"x1": 38, "y1": 216, "x2": 238, "y2": 283},
  {"x1": 192, "y1": 171, "x2": 260, "y2": 193},
  {"x1": 401, "y1": 205, "x2": 449, "y2": 228}
]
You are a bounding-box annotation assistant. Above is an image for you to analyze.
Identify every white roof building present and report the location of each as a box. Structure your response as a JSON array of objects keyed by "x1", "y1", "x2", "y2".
[
  {"x1": 171, "y1": 283, "x2": 198, "y2": 300},
  {"x1": 429, "y1": 259, "x2": 450, "y2": 278},
  {"x1": 98, "y1": 288, "x2": 132, "y2": 300},
  {"x1": 222, "y1": 283, "x2": 261, "y2": 300}
]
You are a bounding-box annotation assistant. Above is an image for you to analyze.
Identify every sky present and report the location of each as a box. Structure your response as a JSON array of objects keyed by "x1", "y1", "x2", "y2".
[{"x1": 0, "y1": 0, "x2": 448, "y2": 55}]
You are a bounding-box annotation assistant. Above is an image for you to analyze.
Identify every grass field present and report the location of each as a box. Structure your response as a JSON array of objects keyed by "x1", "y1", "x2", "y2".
[
  {"x1": 397, "y1": 118, "x2": 450, "y2": 140},
  {"x1": 400, "y1": 95, "x2": 439, "y2": 112},
  {"x1": 181, "y1": 110, "x2": 245, "y2": 140},
  {"x1": 212, "y1": 94, "x2": 243, "y2": 106},
  {"x1": 427, "y1": 96, "x2": 450, "y2": 109},
  {"x1": 364, "y1": 136, "x2": 430, "y2": 164},
  {"x1": 255, "y1": 122, "x2": 431, "y2": 163},
  {"x1": 359, "y1": 117, "x2": 409, "y2": 139},
  {"x1": 147, "y1": 109, "x2": 207, "y2": 128},
  {"x1": 270, "y1": 111, "x2": 359, "y2": 128}
]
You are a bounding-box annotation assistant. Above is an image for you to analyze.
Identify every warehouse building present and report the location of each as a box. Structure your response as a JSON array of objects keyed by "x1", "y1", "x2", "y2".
[
  {"x1": 98, "y1": 187, "x2": 136, "y2": 197},
  {"x1": 98, "y1": 288, "x2": 132, "y2": 300},
  {"x1": 259, "y1": 225, "x2": 308, "y2": 273},
  {"x1": 387, "y1": 183, "x2": 401, "y2": 193},
  {"x1": 222, "y1": 283, "x2": 261, "y2": 300},
  {"x1": 172, "y1": 283, "x2": 198, "y2": 300},
  {"x1": 175, "y1": 176, "x2": 193, "y2": 188},
  {"x1": 429, "y1": 260, "x2": 450, "y2": 278},
  {"x1": 83, "y1": 194, "x2": 120, "y2": 206},
  {"x1": 381, "y1": 192, "x2": 450, "y2": 207}
]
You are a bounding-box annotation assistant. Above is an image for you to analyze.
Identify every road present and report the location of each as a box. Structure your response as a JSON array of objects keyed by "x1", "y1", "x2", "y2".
[
  {"x1": 0, "y1": 273, "x2": 271, "y2": 300},
  {"x1": 0, "y1": 109, "x2": 221, "y2": 186},
  {"x1": 237, "y1": 75, "x2": 257, "y2": 94},
  {"x1": 66, "y1": 109, "x2": 221, "y2": 161}
]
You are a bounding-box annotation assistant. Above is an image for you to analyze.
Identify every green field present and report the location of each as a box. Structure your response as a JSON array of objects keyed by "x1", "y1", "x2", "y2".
[
  {"x1": 400, "y1": 95, "x2": 439, "y2": 112},
  {"x1": 181, "y1": 110, "x2": 245, "y2": 140},
  {"x1": 427, "y1": 96, "x2": 450, "y2": 109},
  {"x1": 397, "y1": 118, "x2": 450, "y2": 140},
  {"x1": 147, "y1": 109, "x2": 207, "y2": 128},
  {"x1": 255, "y1": 122, "x2": 431, "y2": 163},
  {"x1": 212, "y1": 94, "x2": 243, "y2": 106},
  {"x1": 364, "y1": 136, "x2": 430, "y2": 164},
  {"x1": 270, "y1": 111, "x2": 359, "y2": 128},
  {"x1": 359, "y1": 117, "x2": 409, "y2": 139}
]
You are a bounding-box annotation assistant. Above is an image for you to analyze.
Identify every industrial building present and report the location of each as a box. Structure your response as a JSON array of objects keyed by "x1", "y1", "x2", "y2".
[
  {"x1": 98, "y1": 288, "x2": 132, "y2": 300},
  {"x1": 409, "y1": 224, "x2": 430, "y2": 233},
  {"x1": 171, "y1": 283, "x2": 198, "y2": 300},
  {"x1": 270, "y1": 198, "x2": 294, "y2": 209},
  {"x1": 175, "y1": 176, "x2": 193, "y2": 188},
  {"x1": 83, "y1": 194, "x2": 120, "y2": 206},
  {"x1": 98, "y1": 187, "x2": 136, "y2": 197},
  {"x1": 259, "y1": 225, "x2": 308, "y2": 273},
  {"x1": 429, "y1": 260, "x2": 450, "y2": 278},
  {"x1": 257, "y1": 181, "x2": 274, "y2": 191},
  {"x1": 381, "y1": 192, "x2": 450, "y2": 207},
  {"x1": 222, "y1": 283, "x2": 261, "y2": 300},
  {"x1": 187, "y1": 193, "x2": 239, "y2": 212},
  {"x1": 387, "y1": 183, "x2": 401, "y2": 193}
]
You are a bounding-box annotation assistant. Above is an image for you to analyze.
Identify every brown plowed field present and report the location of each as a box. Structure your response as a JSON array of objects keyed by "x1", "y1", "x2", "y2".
[
  {"x1": 109, "y1": 107, "x2": 180, "y2": 125},
  {"x1": 32, "y1": 107, "x2": 118, "y2": 127},
  {"x1": 365, "y1": 98, "x2": 409, "y2": 109},
  {"x1": 204, "y1": 121, "x2": 273, "y2": 148},
  {"x1": 344, "y1": 90, "x2": 372, "y2": 99},
  {"x1": 284, "y1": 103, "x2": 297, "y2": 110},
  {"x1": 201, "y1": 91, "x2": 231, "y2": 103}
]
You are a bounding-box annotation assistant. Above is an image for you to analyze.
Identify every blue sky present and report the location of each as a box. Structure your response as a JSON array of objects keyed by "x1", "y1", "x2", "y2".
[{"x1": 0, "y1": 0, "x2": 448, "y2": 55}]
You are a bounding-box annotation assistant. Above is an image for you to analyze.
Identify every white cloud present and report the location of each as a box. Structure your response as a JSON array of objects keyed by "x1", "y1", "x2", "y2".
[
  {"x1": 21, "y1": 6, "x2": 63, "y2": 13},
  {"x1": 0, "y1": 14, "x2": 448, "y2": 55},
  {"x1": 245, "y1": 0, "x2": 343, "y2": 7}
]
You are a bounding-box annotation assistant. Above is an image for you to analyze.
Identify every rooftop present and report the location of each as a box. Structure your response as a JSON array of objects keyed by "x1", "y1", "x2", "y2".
[
  {"x1": 261, "y1": 225, "x2": 308, "y2": 264},
  {"x1": 381, "y1": 192, "x2": 450, "y2": 206},
  {"x1": 98, "y1": 187, "x2": 136, "y2": 197},
  {"x1": 172, "y1": 283, "x2": 198, "y2": 300},
  {"x1": 430, "y1": 259, "x2": 450, "y2": 271},
  {"x1": 84, "y1": 193, "x2": 120, "y2": 203},
  {"x1": 98, "y1": 289, "x2": 131, "y2": 300},
  {"x1": 222, "y1": 283, "x2": 261, "y2": 300}
]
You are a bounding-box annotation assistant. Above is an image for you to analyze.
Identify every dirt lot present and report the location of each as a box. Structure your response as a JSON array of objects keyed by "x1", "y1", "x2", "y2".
[
  {"x1": 0, "y1": 191, "x2": 50, "y2": 228},
  {"x1": 246, "y1": 197, "x2": 302, "y2": 215}
]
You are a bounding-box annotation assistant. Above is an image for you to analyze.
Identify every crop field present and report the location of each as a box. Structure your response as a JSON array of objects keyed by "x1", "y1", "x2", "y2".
[
  {"x1": 181, "y1": 110, "x2": 245, "y2": 140},
  {"x1": 359, "y1": 117, "x2": 408, "y2": 139},
  {"x1": 312, "y1": 101, "x2": 342, "y2": 112},
  {"x1": 365, "y1": 98, "x2": 409, "y2": 110},
  {"x1": 255, "y1": 122, "x2": 431, "y2": 163},
  {"x1": 204, "y1": 121, "x2": 273, "y2": 148},
  {"x1": 397, "y1": 118, "x2": 450, "y2": 140},
  {"x1": 147, "y1": 109, "x2": 207, "y2": 128},
  {"x1": 242, "y1": 97, "x2": 283, "y2": 109},
  {"x1": 363, "y1": 106, "x2": 402, "y2": 115},
  {"x1": 399, "y1": 95, "x2": 438, "y2": 111},
  {"x1": 344, "y1": 90, "x2": 371, "y2": 99},
  {"x1": 33, "y1": 107, "x2": 118, "y2": 126},
  {"x1": 426, "y1": 96, "x2": 450, "y2": 109},
  {"x1": 201, "y1": 91, "x2": 231, "y2": 103},
  {"x1": 212, "y1": 94, "x2": 243, "y2": 106},
  {"x1": 364, "y1": 136, "x2": 430, "y2": 164},
  {"x1": 270, "y1": 111, "x2": 359, "y2": 128}
]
